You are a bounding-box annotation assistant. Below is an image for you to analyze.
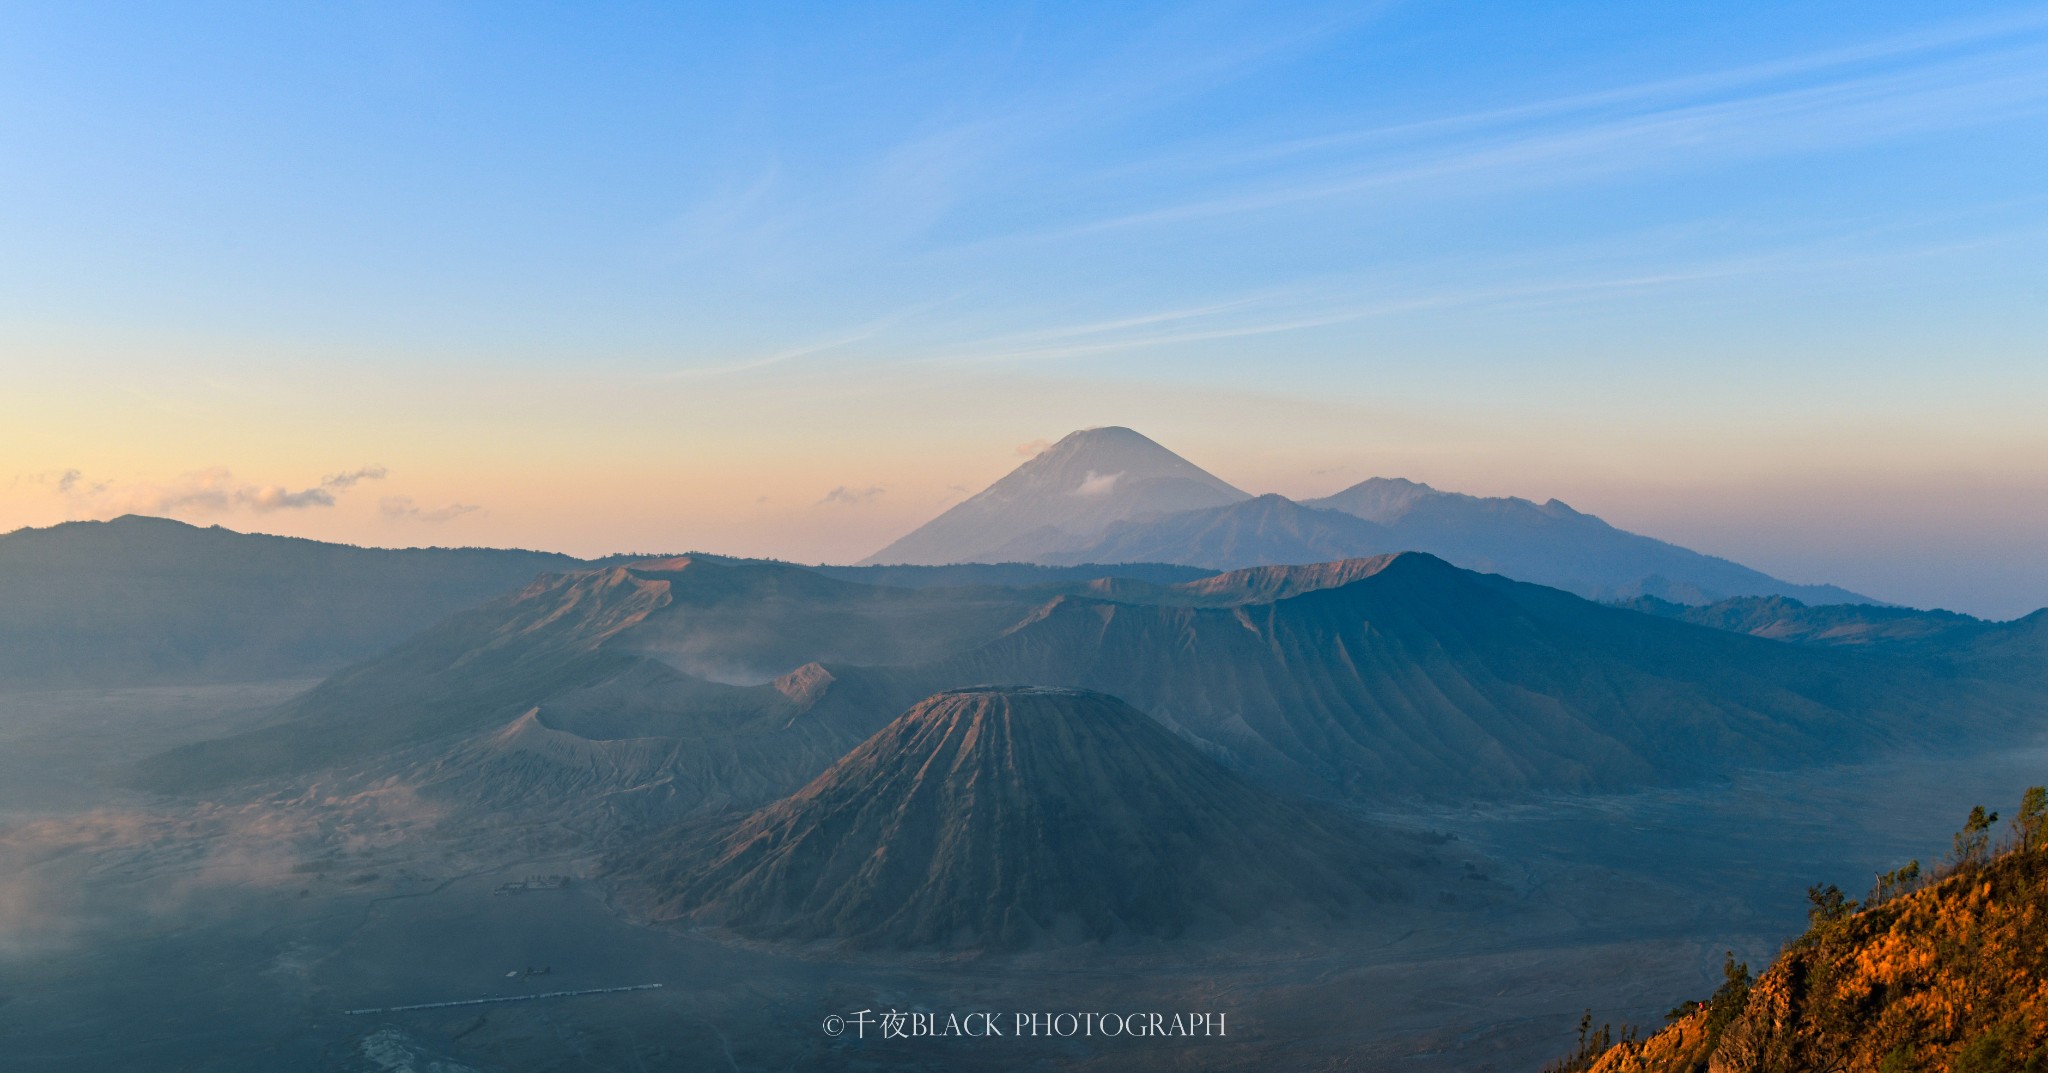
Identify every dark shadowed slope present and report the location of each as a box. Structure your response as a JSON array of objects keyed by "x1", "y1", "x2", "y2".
[
  {"x1": 1621, "y1": 595, "x2": 2048, "y2": 687},
  {"x1": 857, "y1": 555, "x2": 2029, "y2": 799},
  {"x1": 593, "y1": 556, "x2": 1057, "y2": 683},
  {"x1": 397, "y1": 661, "x2": 874, "y2": 823},
  {"x1": 627, "y1": 687, "x2": 1423, "y2": 950},
  {"x1": 137, "y1": 553, "x2": 2041, "y2": 811},
  {"x1": 1306, "y1": 477, "x2": 1870, "y2": 605},
  {"x1": 858, "y1": 426, "x2": 1248, "y2": 566},
  {"x1": 1619, "y1": 593, "x2": 1996, "y2": 648},
  {"x1": 131, "y1": 563, "x2": 671, "y2": 791},
  {"x1": 0, "y1": 515, "x2": 577, "y2": 687},
  {"x1": 129, "y1": 556, "x2": 1062, "y2": 791},
  {"x1": 1957, "y1": 610, "x2": 2048, "y2": 687}
]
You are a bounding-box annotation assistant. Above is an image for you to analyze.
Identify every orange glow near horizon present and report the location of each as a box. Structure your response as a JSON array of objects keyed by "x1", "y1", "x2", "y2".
[{"x1": 6, "y1": 333, "x2": 2046, "y2": 618}]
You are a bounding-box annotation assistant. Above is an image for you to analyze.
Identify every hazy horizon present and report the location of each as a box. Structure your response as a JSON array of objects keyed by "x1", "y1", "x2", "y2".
[
  {"x1": 7, "y1": 419, "x2": 2041, "y2": 620},
  {"x1": 9, "y1": 8, "x2": 2048, "y2": 1071},
  {"x1": 5, "y1": 3, "x2": 2045, "y2": 618}
]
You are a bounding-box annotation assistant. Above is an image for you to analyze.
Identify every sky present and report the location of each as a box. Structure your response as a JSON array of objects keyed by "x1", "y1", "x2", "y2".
[{"x1": 2, "y1": 1, "x2": 2044, "y2": 617}]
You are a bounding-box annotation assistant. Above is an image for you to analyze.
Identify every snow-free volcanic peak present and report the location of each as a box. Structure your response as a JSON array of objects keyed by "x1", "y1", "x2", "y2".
[
  {"x1": 633, "y1": 685, "x2": 1414, "y2": 949},
  {"x1": 858, "y1": 426, "x2": 1249, "y2": 566}
]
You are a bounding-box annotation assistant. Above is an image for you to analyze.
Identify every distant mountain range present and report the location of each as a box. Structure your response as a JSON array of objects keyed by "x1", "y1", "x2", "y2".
[
  {"x1": 1623, "y1": 593, "x2": 2048, "y2": 688},
  {"x1": 3, "y1": 431, "x2": 1990, "y2": 694},
  {"x1": 12, "y1": 497, "x2": 2035, "y2": 716},
  {"x1": 136, "y1": 553, "x2": 2040, "y2": 811},
  {"x1": 1623, "y1": 593, "x2": 2007, "y2": 651},
  {"x1": 21, "y1": 440, "x2": 2047, "y2": 964},
  {"x1": 0, "y1": 515, "x2": 578, "y2": 688},
  {"x1": 864, "y1": 426, "x2": 1874, "y2": 606},
  {"x1": 127, "y1": 555, "x2": 1058, "y2": 797},
  {"x1": 123, "y1": 546, "x2": 2048, "y2": 956},
  {"x1": 0, "y1": 518, "x2": 1209, "y2": 690}
]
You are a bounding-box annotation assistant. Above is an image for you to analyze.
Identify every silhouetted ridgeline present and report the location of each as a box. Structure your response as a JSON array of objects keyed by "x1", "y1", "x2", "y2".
[
  {"x1": 0, "y1": 514, "x2": 1223, "y2": 690},
  {"x1": 0, "y1": 515, "x2": 576, "y2": 687},
  {"x1": 1621, "y1": 593, "x2": 2007, "y2": 650},
  {"x1": 1622, "y1": 593, "x2": 2048, "y2": 685},
  {"x1": 1552, "y1": 787, "x2": 2048, "y2": 1072}
]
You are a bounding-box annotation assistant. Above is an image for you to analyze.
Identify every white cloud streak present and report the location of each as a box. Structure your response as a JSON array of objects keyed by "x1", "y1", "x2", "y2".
[
  {"x1": 924, "y1": 218, "x2": 2048, "y2": 368},
  {"x1": 379, "y1": 496, "x2": 482, "y2": 523},
  {"x1": 1027, "y1": 30, "x2": 2048, "y2": 241},
  {"x1": 41, "y1": 466, "x2": 389, "y2": 516}
]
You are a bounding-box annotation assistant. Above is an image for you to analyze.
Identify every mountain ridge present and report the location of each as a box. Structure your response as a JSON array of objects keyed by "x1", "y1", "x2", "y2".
[
  {"x1": 0, "y1": 514, "x2": 582, "y2": 687},
  {"x1": 1306, "y1": 477, "x2": 1871, "y2": 605},
  {"x1": 135, "y1": 551, "x2": 2041, "y2": 811},
  {"x1": 863, "y1": 429, "x2": 1877, "y2": 606}
]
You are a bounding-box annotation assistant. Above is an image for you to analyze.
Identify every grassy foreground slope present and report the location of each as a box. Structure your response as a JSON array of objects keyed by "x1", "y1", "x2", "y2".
[{"x1": 1573, "y1": 790, "x2": 2048, "y2": 1073}]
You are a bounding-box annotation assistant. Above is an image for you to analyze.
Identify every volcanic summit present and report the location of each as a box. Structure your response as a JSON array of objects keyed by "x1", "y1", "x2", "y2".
[{"x1": 633, "y1": 686, "x2": 1418, "y2": 949}]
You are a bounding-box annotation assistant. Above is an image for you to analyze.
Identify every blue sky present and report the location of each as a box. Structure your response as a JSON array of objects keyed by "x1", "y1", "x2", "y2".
[{"x1": 3, "y1": 2, "x2": 2045, "y2": 615}]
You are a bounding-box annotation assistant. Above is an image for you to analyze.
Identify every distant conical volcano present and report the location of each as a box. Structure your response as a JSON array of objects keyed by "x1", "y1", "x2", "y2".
[
  {"x1": 632, "y1": 686, "x2": 1415, "y2": 949},
  {"x1": 858, "y1": 427, "x2": 1248, "y2": 566},
  {"x1": 860, "y1": 427, "x2": 1874, "y2": 604}
]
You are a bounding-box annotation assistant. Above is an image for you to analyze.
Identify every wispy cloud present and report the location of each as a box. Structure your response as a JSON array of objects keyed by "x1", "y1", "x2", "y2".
[
  {"x1": 933, "y1": 288, "x2": 1445, "y2": 365},
  {"x1": 379, "y1": 496, "x2": 482, "y2": 523},
  {"x1": 40, "y1": 465, "x2": 388, "y2": 517},
  {"x1": 1072, "y1": 470, "x2": 1122, "y2": 497},
  {"x1": 635, "y1": 10, "x2": 2048, "y2": 389},
  {"x1": 1151, "y1": 8, "x2": 2048, "y2": 176},
  {"x1": 1027, "y1": 24, "x2": 2048, "y2": 240},
  {"x1": 663, "y1": 304, "x2": 945, "y2": 380},
  {"x1": 816, "y1": 485, "x2": 886, "y2": 506},
  {"x1": 321, "y1": 465, "x2": 387, "y2": 490},
  {"x1": 966, "y1": 297, "x2": 1265, "y2": 352},
  {"x1": 658, "y1": 5, "x2": 1390, "y2": 278},
  {"x1": 11, "y1": 468, "x2": 111, "y2": 498},
  {"x1": 925, "y1": 215, "x2": 2048, "y2": 367}
]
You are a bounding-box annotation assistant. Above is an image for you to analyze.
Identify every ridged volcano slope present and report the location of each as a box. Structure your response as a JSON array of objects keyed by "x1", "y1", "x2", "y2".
[
  {"x1": 131, "y1": 556, "x2": 1051, "y2": 790},
  {"x1": 138, "y1": 552, "x2": 2042, "y2": 812},
  {"x1": 836, "y1": 554, "x2": 2028, "y2": 799},
  {"x1": 631, "y1": 687, "x2": 1416, "y2": 950}
]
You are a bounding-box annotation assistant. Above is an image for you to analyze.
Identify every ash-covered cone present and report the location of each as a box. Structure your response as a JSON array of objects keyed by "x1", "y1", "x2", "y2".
[{"x1": 639, "y1": 685, "x2": 1416, "y2": 950}]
